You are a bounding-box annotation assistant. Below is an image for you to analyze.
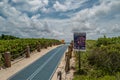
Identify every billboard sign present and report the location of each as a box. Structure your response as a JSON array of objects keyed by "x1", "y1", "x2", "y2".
[{"x1": 74, "y1": 32, "x2": 86, "y2": 51}]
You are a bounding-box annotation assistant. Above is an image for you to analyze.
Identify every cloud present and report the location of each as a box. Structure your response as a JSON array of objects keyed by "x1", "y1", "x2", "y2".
[
  {"x1": 71, "y1": 21, "x2": 97, "y2": 32},
  {"x1": 53, "y1": 0, "x2": 88, "y2": 12},
  {"x1": 0, "y1": 0, "x2": 120, "y2": 41},
  {"x1": 69, "y1": 0, "x2": 120, "y2": 39},
  {"x1": 111, "y1": 24, "x2": 120, "y2": 32},
  {"x1": 9, "y1": 0, "x2": 49, "y2": 13},
  {"x1": 0, "y1": 0, "x2": 55, "y2": 38},
  {"x1": 41, "y1": 7, "x2": 51, "y2": 13},
  {"x1": 31, "y1": 14, "x2": 41, "y2": 20},
  {"x1": 53, "y1": 1, "x2": 67, "y2": 12}
]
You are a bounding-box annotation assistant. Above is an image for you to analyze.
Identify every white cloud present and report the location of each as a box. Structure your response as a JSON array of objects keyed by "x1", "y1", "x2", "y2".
[
  {"x1": 42, "y1": 0, "x2": 49, "y2": 5},
  {"x1": 53, "y1": 1, "x2": 67, "y2": 12},
  {"x1": 64, "y1": 0, "x2": 88, "y2": 10},
  {"x1": 9, "y1": 0, "x2": 49, "y2": 13},
  {"x1": 41, "y1": 7, "x2": 51, "y2": 13},
  {"x1": 0, "y1": 0, "x2": 52, "y2": 38},
  {"x1": 31, "y1": 14, "x2": 41, "y2": 21},
  {"x1": 28, "y1": 0, "x2": 49, "y2": 12},
  {"x1": 69, "y1": 0, "x2": 120, "y2": 39},
  {"x1": 53, "y1": 0, "x2": 88, "y2": 12},
  {"x1": 0, "y1": 0, "x2": 120, "y2": 41}
]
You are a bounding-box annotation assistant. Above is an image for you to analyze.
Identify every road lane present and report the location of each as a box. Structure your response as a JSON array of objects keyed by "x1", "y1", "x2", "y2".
[{"x1": 8, "y1": 45, "x2": 67, "y2": 80}]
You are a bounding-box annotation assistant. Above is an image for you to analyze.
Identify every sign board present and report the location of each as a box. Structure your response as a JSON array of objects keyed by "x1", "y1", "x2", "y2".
[{"x1": 74, "y1": 32, "x2": 86, "y2": 51}]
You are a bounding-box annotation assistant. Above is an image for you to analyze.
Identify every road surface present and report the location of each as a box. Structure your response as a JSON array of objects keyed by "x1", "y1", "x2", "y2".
[{"x1": 8, "y1": 45, "x2": 67, "y2": 80}]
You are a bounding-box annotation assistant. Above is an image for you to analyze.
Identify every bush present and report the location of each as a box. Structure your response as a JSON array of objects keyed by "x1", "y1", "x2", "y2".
[
  {"x1": 96, "y1": 36, "x2": 120, "y2": 47},
  {"x1": 88, "y1": 44, "x2": 120, "y2": 74}
]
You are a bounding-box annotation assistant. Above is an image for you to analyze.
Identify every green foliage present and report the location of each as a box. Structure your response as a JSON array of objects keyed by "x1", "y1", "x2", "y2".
[
  {"x1": 73, "y1": 37, "x2": 120, "y2": 80},
  {"x1": 73, "y1": 75, "x2": 116, "y2": 80},
  {"x1": 0, "y1": 34, "x2": 19, "y2": 40},
  {"x1": 88, "y1": 37, "x2": 120, "y2": 74},
  {"x1": 0, "y1": 38, "x2": 61, "y2": 66},
  {"x1": 96, "y1": 36, "x2": 120, "y2": 47}
]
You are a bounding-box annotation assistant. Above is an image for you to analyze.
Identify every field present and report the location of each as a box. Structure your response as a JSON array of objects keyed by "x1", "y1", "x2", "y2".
[{"x1": 73, "y1": 36, "x2": 120, "y2": 80}]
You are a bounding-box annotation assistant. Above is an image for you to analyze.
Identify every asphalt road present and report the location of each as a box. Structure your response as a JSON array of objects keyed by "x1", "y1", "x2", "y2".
[{"x1": 8, "y1": 45, "x2": 67, "y2": 80}]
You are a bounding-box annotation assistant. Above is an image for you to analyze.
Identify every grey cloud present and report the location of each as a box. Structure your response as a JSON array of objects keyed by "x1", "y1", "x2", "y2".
[
  {"x1": 111, "y1": 24, "x2": 120, "y2": 32},
  {"x1": 71, "y1": 21, "x2": 96, "y2": 32},
  {"x1": 42, "y1": 22, "x2": 51, "y2": 33}
]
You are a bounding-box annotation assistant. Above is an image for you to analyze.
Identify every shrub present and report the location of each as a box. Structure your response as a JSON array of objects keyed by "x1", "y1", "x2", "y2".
[{"x1": 88, "y1": 44, "x2": 120, "y2": 74}]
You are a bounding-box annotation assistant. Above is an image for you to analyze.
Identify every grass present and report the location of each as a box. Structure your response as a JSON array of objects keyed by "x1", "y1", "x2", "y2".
[{"x1": 73, "y1": 75, "x2": 116, "y2": 80}]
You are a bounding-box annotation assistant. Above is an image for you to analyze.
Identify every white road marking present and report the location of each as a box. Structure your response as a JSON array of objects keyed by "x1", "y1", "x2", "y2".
[
  {"x1": 48, "y1": 45, "x2": 67, "y2": 80},
  {"x1": 26, "y1": 46, "x2": 64, "y2": 80}
]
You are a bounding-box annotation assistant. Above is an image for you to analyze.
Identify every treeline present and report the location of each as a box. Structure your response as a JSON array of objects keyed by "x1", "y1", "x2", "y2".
[
  {"x1": 96, "y1": 36, "x2": 120, "y2": 47},
  {"x1": 0, "y1": 34, "x2": 19, "y2": 40}
]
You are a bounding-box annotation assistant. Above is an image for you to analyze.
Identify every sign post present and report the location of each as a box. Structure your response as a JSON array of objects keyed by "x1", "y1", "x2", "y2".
[{"x1": 74, "y1": 32, "x2": 86, "y2": 73}]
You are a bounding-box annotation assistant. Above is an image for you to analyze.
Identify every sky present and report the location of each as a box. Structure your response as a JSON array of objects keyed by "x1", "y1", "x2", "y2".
[{"x1": 0, "y1": 0, "x2": 120, "y2": 41}]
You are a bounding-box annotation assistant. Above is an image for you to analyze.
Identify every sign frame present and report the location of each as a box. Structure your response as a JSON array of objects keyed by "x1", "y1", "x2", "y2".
[{"x1": 73, "y1": 32, "x2": 86, "y2": 51}]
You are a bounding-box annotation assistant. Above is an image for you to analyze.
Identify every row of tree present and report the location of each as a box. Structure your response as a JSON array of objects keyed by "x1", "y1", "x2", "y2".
[{"x1": 0, "y1": 34, "x2": 19, "y2": 40}]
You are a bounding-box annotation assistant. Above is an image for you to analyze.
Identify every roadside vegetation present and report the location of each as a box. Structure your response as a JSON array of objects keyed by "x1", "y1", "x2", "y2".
[
  {"x1": 0, "y1": 34, "x2": 61, "y2": 67},
  {"x1": 73, "y1": 36, "x2": 120, "y2": 80}
]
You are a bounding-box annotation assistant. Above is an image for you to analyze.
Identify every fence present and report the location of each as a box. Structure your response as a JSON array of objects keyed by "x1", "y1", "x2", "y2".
[{"x1": 0, "y1": 43, "x2": 55, "y2": 69}]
